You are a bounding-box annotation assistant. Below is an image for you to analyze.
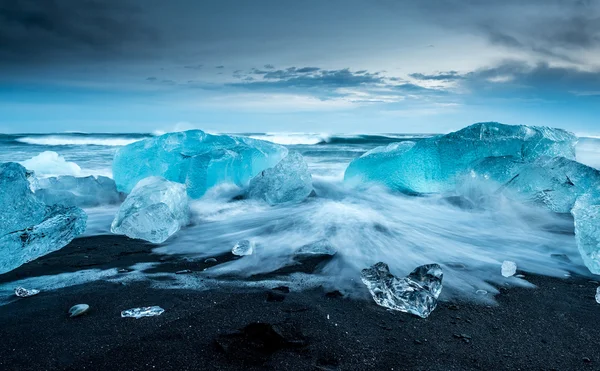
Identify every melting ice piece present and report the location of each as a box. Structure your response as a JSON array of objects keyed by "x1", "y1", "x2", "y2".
[
  {"x1": 69, "y1": 304, "x2": 90, "y2": 317},
  {"x1": 596, "y1": 287, "x2": 600, "y2": 304},
  {"x1": 501, "y1": 261, "x2": 517, "y2": 277},
  {"x1": 345, "y1": 122, "x2": 577, "y2": 194},
  {"x1": 247, "y1": 151, "x2": 314, "y2": 205},
  {"x1": 121, "y1": 306, "x2": 165, "y2": 319},
  {"x1": 296, "y1": 239, "x2": 337, "y2": 256},
  {"x1": 33, "y1": 175, "x2": 122, "y2": 208},
  {"x1": 571, "y1": 191, "x2": 600, "y2": 274},
  {"x1": 467, "y1": 156, "x2": 600, "y2": 213},
  {"x1": 232, "y1": 240, "x2": 254, "y2": 256},
  {"x1": 361, "y1": 262, "x2": 443, "y2": 318},
  {"x1": 111, "y1": 177, "x2": 190, "y2": 243},
  {"x1": 112, "y1": 130, "x2": 288, "y2": 198},
  {"x1": 14, "y1": 287, "x2": 40, "y2": 298},
  {"x1": 21, "y1": 151, "x2": 82, "y2": 176},
  {"x1": 0, "y1": 162, "x2": 87, "y2": 274}
]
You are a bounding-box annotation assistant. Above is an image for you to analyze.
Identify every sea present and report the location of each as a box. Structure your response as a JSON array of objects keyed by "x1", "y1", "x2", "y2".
[{"x1": 1, "y1": 132, "x2": 600, "y2": 300}]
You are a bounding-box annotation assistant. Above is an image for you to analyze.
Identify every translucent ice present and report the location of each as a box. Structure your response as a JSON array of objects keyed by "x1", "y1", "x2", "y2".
[
  {"x1": 501, "y1": 261, "x2": 517, "y2": 277},
  {"x1": 247, "y1": 151, "x2": 314, "y2": 205},
  {"x1": 571, "y1": 191, "x2": 600, "y2": 274},
  {"x1": 121, "y1": 306, "x2": 165, "y2": 319},
  {"x1": 111, "y1": 177, "x2": 189, "y2": 243},
  {"x1": 361, "y1": 262, "x2": 443, "y2": 318},
  {"x1": 69, "y1": 304, "x2": 90, "y2": 317},
  {"x1": 296, "y1": 239, "x2": 337, "y2": 256},
  {"x1": 596, "y1": 287, "x2": 600, "y2": 304},
  {"x1": 33, "y1": 175, "x2": 122, "y2": 208},
  {"x1": 112, "y1": 130, "x2": 288, "y2": 198},
  {"x1": 0, "y1": 162, "x2": 87, "y2": 274},
  {"x1": 14, "y1": 287, "x2": 40, "y2": 297},
  {"x1": 345, "y1": 122, "x2": 577, "y2": 194},
  {"x1": 232, "y1": 240, "x2": 254, "y2": 256},
  {"x1": 21, "y1": 151, "x2": 82, "y2": 176}
]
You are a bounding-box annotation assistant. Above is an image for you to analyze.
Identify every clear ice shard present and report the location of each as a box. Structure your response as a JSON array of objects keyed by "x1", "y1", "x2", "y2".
[
  {"x1": 296, "y1": 239, "x2": 337, "y2": 256},
  {"x1": 596, "y1": 287, "x2": 600, "y2": 304},
  {"x1": 344, "y1": 122, "x2": 577, "y2": 194},
  {"x1": 32, "y1": 175, "x2": 122, "y2": 208},
  {"x1": 121, "y1": 306, "x2": 165, "y2": 319},
  {"x1": 14, "y1": 287, "x2": 40, "y2": 297},
  {"x1": 69, "y1": 304, "x2": 90, "y2": 317},
  {"x1": 247, "y1": 151, "x2": 314, "y2": 205},
  {"x1": 232, "y1": 240, "x2": 254, "y2": 256},
  {"x1": 111, "y1": 177, "x2": 190, "y2": 244},
  {"x1": 361, "y1": 262, "x2": 443, "y2": 318},
  {"x1": 0, "y1": 162, "x2": 87, "y2": 274},
  {"x1": 571, "y1": 191, "x2": 600, "y2": 274},
  {"x1": 112, "y1": 130, "x2": 288, "y2": 198},
  {"x1": 466, "y1": 156, "x2": 600, "y2": 213},
  {"x1": 501, "y1": 261, "x2": 517, "y2": 277}
]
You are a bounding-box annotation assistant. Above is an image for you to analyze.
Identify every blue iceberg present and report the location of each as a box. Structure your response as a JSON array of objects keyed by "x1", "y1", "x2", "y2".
[
  {"x1": 247, "y1": 151, "x2": 314, "y2": 205},
  {"x1": 0, "y1": 163, "x2": 87, "y2": 274},
  {"x1": 572, "y1": 192, "x2": 600, "y2": 274},
  {"x1": 113, "y1": 130, "x2": 288, "y2": 199},
  {"x1": 344, "y1": 123, "x2": 577, "y2": 194},
  {"x1": 33, "y1": 175, "x2": 123, "y2": 208},
  {"x1": 111, "y1": 177, "x2": 190, "y2": 243}
]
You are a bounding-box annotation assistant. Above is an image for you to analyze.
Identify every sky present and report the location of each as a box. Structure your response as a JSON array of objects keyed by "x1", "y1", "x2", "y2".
[{"x1": 0, "y1": 0, "x2": 599, "y2": 134}]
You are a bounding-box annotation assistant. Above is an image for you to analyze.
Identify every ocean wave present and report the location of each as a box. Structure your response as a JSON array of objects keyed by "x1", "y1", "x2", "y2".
[
  {"x1": 248, "y1": 133, "x2": 331, "y2": 145},
  {"x1": 248, "y1": 132, "x2": 431, "y2": 145},
  {"x1": 15, "y1": 135, "x2": 148, "y2": 147}
]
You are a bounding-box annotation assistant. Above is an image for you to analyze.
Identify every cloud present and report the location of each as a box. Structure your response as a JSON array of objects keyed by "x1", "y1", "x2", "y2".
[
  {"x1": 184, "y1": 64, "x2": 203, "y2": 70},
  {"x1": 410, "y1": 71, "x2": 463, "y2": 81},
  {"x1": 231, "y1": 68, "x2": 385, "y2": 89}
]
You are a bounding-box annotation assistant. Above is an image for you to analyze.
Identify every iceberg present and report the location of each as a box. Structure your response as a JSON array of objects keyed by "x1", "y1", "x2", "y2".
[
  {"x1": 247, "y1": 151, "x2": 314, "y2": 205},
  {"x1": 361, "y1": 262, "x2": 443, "y2": 318},
  {"x1": 345, "y1": 123, "x2": 577, "y2": 194},
  {"x1": 572, "y1": 191, "x2": 600, "y2": 274},
  {"x1": 467, "y1": 156, "x2": 600, "y2": 213},
  {"x1": 20, "y1": 151, "x2": 82, "y2": 176},
  {"x1": 0, "y1": 162, "x2": 87, "y2": 274},
  {"x1": 112, "y1": 130, "x2": 288, "y2": 198},
  {"x1": 33, "y1": 175, "x2": 122, "y2": 208},
  {"x1": 111, "y1": 177, "x2": 189, "y2": 243}
]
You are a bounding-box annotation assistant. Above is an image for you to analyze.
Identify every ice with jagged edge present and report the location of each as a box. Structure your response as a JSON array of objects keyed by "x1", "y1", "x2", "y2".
[
  {"x1": 247, "y1": 151, "x2": 314, "y2": 205},
  {"x1": 572, "y1": 191, "x2": 600, "y2": 275},
  {"x1": 345, "y1": 122, "x2": 577, "y2": 194},
  {"x1": 0, "y1": 162, "x2": 87, "y2": 274},
  {"x1": 361, "y1": 262, "x2": 443, "y2": 318},
  {"x1": 111, "y1": 177, "x2": 190, "y2": 243},
  {"x1": 465, "y1": 156, "x2": 600, "y2": 213},
  {"x1": 121, "y1": 306, "x2": 165, "y2": 319},
  {"x1": 32, "y1": 175, "x2": 122, "y2": 208},
  {"x1": 113, "y1": 130, "x2": 288, "y2": 198}
]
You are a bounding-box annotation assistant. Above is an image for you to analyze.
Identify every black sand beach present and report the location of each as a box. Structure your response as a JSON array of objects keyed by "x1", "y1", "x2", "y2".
[{"x1": 1, "y1": 235, "x2": 599, "y2": 371}]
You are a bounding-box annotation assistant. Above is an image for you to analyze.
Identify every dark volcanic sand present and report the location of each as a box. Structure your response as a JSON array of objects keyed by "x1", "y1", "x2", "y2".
[{"x1": 0, "y1": 235, "x2": 599, "y2": 371}]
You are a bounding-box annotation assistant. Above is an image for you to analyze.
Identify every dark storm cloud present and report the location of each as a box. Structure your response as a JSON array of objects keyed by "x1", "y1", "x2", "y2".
[{"x1": 0, "y1": 0, "x2": 153, "y2": 64}]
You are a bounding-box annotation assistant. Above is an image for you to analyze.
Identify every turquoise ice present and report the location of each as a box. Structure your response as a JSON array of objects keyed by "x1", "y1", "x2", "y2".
[
  {"x1": 572, "y1": 191, "x2": 600, "y2": 275},
  {"x1": 113, "y1": 130, "x2": 288, "y2": 199},
  {"x1": 33, "y1": 175, "x2": 122, "y2": 208},
  {"x1": 0, "y1": 162, "x2": 87, "y2": 274}
]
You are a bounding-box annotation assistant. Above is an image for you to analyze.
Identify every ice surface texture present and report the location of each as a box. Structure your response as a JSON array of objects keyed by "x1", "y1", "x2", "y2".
[
  {"x1": 361, "y1": 262, "x2": 443, "y2": 318},
  {"x1": 113, "y1": 130, "x2": 288, "y2": 199},
  {"x1": 33, "y1": 175, "x2": 122, "y2": 208},
  {"x1": 247, "y1": 151, "x2": 314, "y2": 205},
  {"x1": 121, "y1": 306, "x2": 165, "y2": 319},
  {"x1": 111, "y1": 177, "x2": 190, "y2": 243},
  {"x1": 344, "y1": 122, "x2": 577, "y2": 194},
  {"x1": 572, "y1": 192, "x2": 600, "y2": 274},
  {"x1": 0, "y1": 162, "x2": 87, "y2": 274}
]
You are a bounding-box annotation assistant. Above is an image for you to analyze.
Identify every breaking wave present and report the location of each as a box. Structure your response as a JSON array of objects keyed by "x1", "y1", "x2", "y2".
[
  {"x1": 248, "y1": 132, "x2": 432, "y2": 146},
  {"x1": 13, "y1": 134, "x2": 150, "y2": 147}
]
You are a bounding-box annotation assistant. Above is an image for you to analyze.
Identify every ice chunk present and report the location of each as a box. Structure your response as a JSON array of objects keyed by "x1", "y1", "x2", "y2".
[
  {"x1": 33, "y1": 175, "x2": 122, "y2": 208},
  {"x1": 112, "y1": 130, "x2": 288, "y2": 198},
  {"x1": 361, "y1": 262, "x2": 443, "y2": 318},
  {"x1": 467, "y1": 156, "x2": 600, "y2": 213},
  {"x1": 247, "y1": 151, "x2": 314, "y2": 205},
  {"x1": 121, "y1": 306, "x2": 165, "y2": 319},
  {"x1": 345, "y1": 123, "x2": 577, "y2": 194},
  {"x1": 296, "y1": 239, "x2": 337, "y2": 256},
  {"x1": 21, "y1": 151, "x2": 82, "y2": 176},
  {"x1": 501, "y1": 261, "x2": 517, "y2": 277},
  {"x1": 571, "y1": 191, "x2": 600, "y2": 274},
  {"x1": 69, "y1": 304, "x2": 90, "y2": 317},
  {"x1": 596, "y1": 287, "x2": 600, "y2": 304},
  {"x1": 111, "y1": 177, "x2": 189, "y2": 243},
  {"x1": 14, "y1": 287, "x2": 40, "y2": 298},
  {"x1": 232, "y1": 240, "x2": 254, "y2": 256},
  {"x1": 0, "y1": 162, "x2": 87, "y2": 274}
]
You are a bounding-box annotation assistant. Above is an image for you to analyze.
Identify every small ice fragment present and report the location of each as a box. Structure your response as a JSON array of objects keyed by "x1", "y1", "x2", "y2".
[
  {"x1": 176, "y1": 269, "x2": 192, "y2": 274},
  {"x1": 515, "y1": 274, "x2": 526, "y2": 278},
  {"x1": 69, "y1": 304, "x2": 90, "y2": 317},
  {"x1": 14, "y1": 287, "x2": 40, "y2": 298},
  {"x1": 476, "y1": 290, "x2": 488, "y2": 295},
  {"x1": 501, "y1": 261, "x2": 517, "y2": 277},
  {"x1": 596, "y1": 287, "x2": 600, "y2": 304},
  {"x1": 232, "y1": 240, "x2": 254, "y2": 256},
  {"x1": 361, "y1": 262, "x2": 443, "y2": 319},
  {"x1": 204, "y1": 258, "x2": 217, "y2": 263},
  {"x1": 121, "y1": 306, "x2": 165, "y2": 319},
  {"x1": 327, "y1": 314, "x2": 330, "y2": 320}
]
